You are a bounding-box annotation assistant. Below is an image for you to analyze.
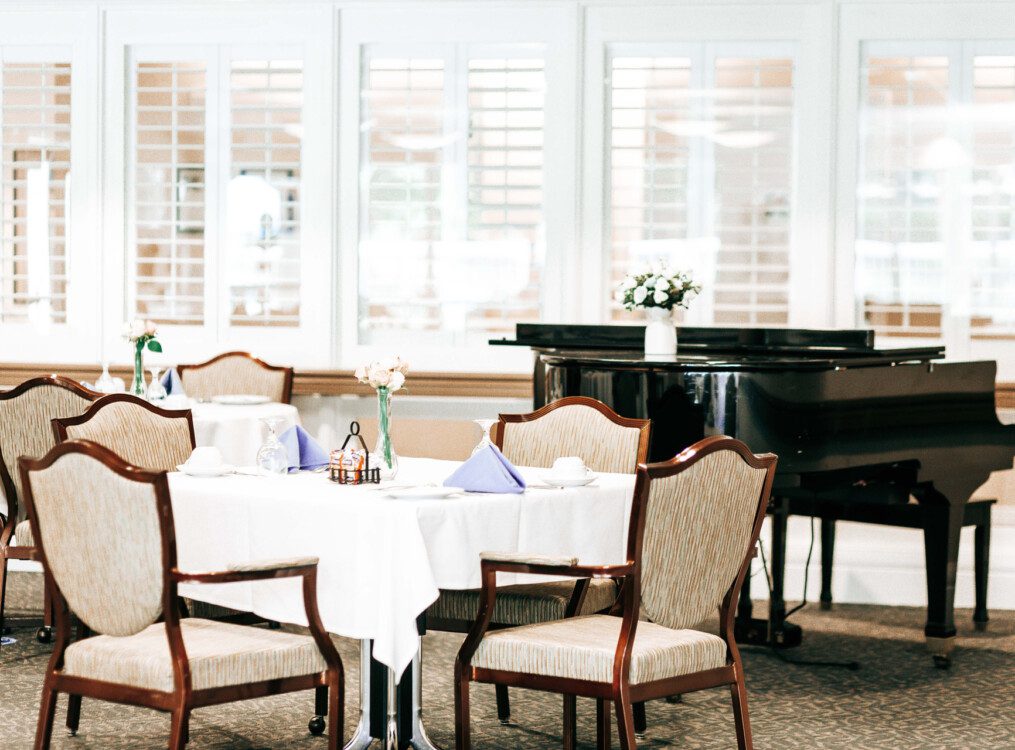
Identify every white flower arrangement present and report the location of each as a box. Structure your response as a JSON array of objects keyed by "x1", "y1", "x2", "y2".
[
  {"x1": 614, "y1": 260, "x2": 701, "y2": 312},
  {"x1": 355, "y1": 356, "x2": 410, "y2": 393},
  {"x1": 122, "y1": 318, "x2": 161, "y2": 352}
]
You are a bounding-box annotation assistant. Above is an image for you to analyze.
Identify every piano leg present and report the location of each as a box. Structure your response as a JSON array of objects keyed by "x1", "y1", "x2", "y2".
[
  {"x1": 973, "y1": 507, "x2": 991, "y2": 632},
  {"x1": 820, "y1": 519, "x2": 835, "y2": 610},
  {"x1": 922, "y1": 502, "x2": 963, "y2": 669}
]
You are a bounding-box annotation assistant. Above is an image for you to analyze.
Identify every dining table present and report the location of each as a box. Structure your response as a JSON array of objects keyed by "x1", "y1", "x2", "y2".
[
  {"x1": 168, "y1": 456, "x2": 636, "y2": 750},
  {"x1": 187, "y1": 399, "x2": 300, "y2": 466}
]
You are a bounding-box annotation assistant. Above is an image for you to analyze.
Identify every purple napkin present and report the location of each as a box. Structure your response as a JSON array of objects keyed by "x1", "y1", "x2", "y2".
[
  {"x1": 160, "y1": 367, "x2": 185, "y2": 396},
  {"x1": 444, "y1": 444, "x2": 526, "y2": 494},
  {"x1": 278, "y1": 425, "x2": 329, "y2": 473}
]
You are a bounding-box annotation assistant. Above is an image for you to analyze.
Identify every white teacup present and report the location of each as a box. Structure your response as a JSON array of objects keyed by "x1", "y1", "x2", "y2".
[
  {"x1": 550, "y1": 456, "x2": 590, "y2": 480},
  {"x1": 185, "y1": 446, "x2": 224, "y2": 470}
]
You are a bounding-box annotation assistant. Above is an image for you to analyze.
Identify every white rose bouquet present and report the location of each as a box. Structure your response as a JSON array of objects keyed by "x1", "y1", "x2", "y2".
[
  {"x1": 615, "y1": 261, "x2": 701, "y2": 312},
  {"x1": 122, "y1": 318, "x2": 162, "y2": 396},
  {"x1": 354, "y1": 356, "x2": 409, "y2": 478}
]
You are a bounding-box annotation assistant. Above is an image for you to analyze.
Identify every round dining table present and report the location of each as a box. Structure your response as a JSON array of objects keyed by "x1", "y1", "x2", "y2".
[{"x1": 187, "y1": 400, "x2": 300, "y2": 466}]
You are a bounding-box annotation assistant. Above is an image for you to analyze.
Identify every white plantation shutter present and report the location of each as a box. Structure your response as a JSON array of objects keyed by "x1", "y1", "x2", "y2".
[
  {"x1": 227, "y1": 60, "x2": 303, "y2": 327},
  {"x1": 358, "y1": 47, "x2": 546, "y2": 347},
  {"x1": 1, "y1": 61, "x2": 72, "y2": 324},
  {"x1": 606, "y1": 48, "x2": 795, "y2": 325},
  {"x1": 132, "y1": 60, "x2": 206, "y2": 326}
]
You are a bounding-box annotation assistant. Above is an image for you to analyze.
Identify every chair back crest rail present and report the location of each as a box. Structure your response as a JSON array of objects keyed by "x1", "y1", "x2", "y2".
[
  {"x1": 496, "y1": 396, "x2": 651, "y2": 474},
  {"x1": 0, "y1": 376, "x2": 99, "y2": 535},
  {"x1": 52, "y1": 394, "x2": 196, "y2": 473},
  {"x1": 176, "y1": 351, "x2": 294, "y2": 404}
]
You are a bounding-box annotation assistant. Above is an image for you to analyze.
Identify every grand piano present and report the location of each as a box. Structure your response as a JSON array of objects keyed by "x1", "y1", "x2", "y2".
[{"x1": 493, "y1": 323, "x2": 1014, "y2": 667}]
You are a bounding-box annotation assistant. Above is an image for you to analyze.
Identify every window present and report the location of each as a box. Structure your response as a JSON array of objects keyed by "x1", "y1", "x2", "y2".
[
  {"x1": 606, "y1": 46, "x2": 795, "y2": 325},
  {"x1": 1, "y1": 61, "x2": 72, "y2": 325},
  {"x1": 357, "y1": 45, "x2": 546, "y2": 349},
  {"x1": 856, "y1": 45, "x2": 1015, "y2": 342},
  {"x1": 128, "y1": 51, "x2": 305, "y2": 332}
]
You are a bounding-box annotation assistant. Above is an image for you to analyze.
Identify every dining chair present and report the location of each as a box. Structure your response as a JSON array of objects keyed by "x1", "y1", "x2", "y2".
[
  {"x1": 0, "y1": 376, "x2": 99, "y2": 647},
  {"x1": 426, "y1": 396, "x2": 650, "y2": 726},
  {"x1": 177, "y1": 351, "x2": 294, "y2": 404},
  {"x1": 51, "y1": 393, "x2": 195, "y2": 472},
  {"x1": 456, "y1": 436, "x2": 778, "y2": 750},
  {"x1": 18, "y1": 439, "x2": 344, "y2": 750}
]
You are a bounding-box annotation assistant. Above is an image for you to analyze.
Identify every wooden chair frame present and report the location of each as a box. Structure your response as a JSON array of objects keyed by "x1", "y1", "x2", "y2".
[
  {"x1": 0, "y1": 376, "x2": 99, "y2": 645},
  {"x1": 455, "y1": 436, "x2": 778, "y2": 750},
  {"x1": 177, "y1": 351, "x2": 295, "y2": 404},
  {"x1": 18, "y1": 440, "x2": 344, "y2": 750},
  {"x1": 51, "y1": 392, "x2": 197, "y2": 450},
  {"x1": 493, "y1": 395, "x2": 652, "y2": 473}
]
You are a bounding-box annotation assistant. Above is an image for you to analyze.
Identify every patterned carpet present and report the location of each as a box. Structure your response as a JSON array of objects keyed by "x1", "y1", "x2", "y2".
[{"x1": 1, "y1": 571, "x2": 1013, "y2": 749}]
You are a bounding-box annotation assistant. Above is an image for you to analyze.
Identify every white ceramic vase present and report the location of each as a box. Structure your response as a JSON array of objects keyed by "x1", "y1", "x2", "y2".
[{"x1": 643, "y1": 306, "x2": 676, "y2": 357}]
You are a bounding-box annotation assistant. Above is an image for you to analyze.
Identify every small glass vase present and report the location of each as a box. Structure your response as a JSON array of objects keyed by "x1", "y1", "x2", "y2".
[
  {"x1": 373, "y1": 386, "x2": 398, "y2": 480},
  {"x1": 131, "y1": 343, "x2": 147, "y2": 397},
  {"x1": 643, "y1": 306, "x2": 677, "y2": 358}
]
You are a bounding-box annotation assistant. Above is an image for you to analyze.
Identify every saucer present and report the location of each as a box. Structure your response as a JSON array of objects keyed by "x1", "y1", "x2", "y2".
[
  {"x1": 176, "y1": 463, "x2": 234, "y2": 478},
  {"x1": 386, "y1": 486, "x2": 464, "y2": 500},
  {"x1": 539, "y1": 473, "x2": 598, "y2": 488}
]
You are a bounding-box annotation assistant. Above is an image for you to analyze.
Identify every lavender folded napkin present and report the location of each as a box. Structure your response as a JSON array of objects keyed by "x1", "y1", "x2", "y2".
[
  {"x1": 160, "y1": 367, "x2": 186, "y2": 396},
  {"x1": 444, "y1": 444, "x2": 526, "y2": 494},
  {"x1": 278, "y1": 425, "x2": 329, "y2": 473}
]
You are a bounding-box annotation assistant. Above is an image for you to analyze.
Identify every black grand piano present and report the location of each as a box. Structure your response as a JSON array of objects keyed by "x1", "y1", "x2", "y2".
[{"x1": 493, "y1": 323, "x2": 1014, "y2": 667}]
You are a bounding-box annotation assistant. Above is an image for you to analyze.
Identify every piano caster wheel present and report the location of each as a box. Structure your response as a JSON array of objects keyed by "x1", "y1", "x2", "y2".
[
  {"x1": 820, "y1": 600, "x2": 832, "y2": 611},
  {"x1": 498, "y1": 718, "x2": 511, "y2": 726},
  {"x1": 635, "y1": 732, "x2": 648, "y2": 741},
  {"x1": 308, "y1": 715, "x2": 326, "y2": 736},
  {"x1": 974, "y1": 620, "x2": 988, "y2": 633},
  {"x1": 664, "y1": 694, "x2": 682, "y2": 704},
  {"x1": 268, "y1": 620, "x2": 281, "y2": 630},
  {"x1": 36, "y1": 627, "x2": 53, "y2": 644},
  {"x1": 932, "y1": 655, "x2": 951, "y2": 670}
]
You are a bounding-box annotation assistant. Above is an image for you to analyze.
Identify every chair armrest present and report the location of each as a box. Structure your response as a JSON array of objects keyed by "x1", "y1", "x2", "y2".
[
  {"x1": 172, "y1": 557, "x2": 318, "y2": 584},
  {"x1": 479, "y1": 553, "x2": 635, "y2": 579}
]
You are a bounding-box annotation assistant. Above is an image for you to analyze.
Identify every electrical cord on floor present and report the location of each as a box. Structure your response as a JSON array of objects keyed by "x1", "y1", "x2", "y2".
[{"x1": 753, "y1": 516, "x2": 860, "y2": 671}]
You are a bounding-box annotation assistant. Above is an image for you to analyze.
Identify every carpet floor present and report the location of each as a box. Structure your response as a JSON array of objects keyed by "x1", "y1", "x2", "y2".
[{"x1": 1, "y1": 572, "x2": 1013, "y2": 749}]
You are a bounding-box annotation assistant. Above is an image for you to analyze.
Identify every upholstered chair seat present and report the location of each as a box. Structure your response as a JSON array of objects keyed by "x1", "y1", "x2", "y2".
[
  {"x1": 14, "y1": 519, "x2": 34, "y2": 548},
  {"x1": 471, "y1": 614, "x2": 727, "y2": 684},
  {"x1": 62, "y1": 618, "x2": 327, "y2": 692},
  {"x1": 428, "y1": 579, "x2": 618, "y2": 627}
]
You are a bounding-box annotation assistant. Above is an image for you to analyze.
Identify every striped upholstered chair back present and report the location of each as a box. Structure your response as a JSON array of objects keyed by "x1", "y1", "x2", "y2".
[
  {"x1": 0, "y1": 377, "x2": 98, "y2": 530},
  {"x1": 497, "y1": 397, "x2": 650, "y2": 474},
  {"x1": 638, "y1": 441, "x2": 774, "y2": 631},
  {"x1": 19, "y1": 442, "x2": 168, "y2": 636},
  {"x1": 53, "y1": 395, "x2": 195, "y2": 473},
  {"x1": 177, "y1": 351, "x2": 293, "y2": 404}
]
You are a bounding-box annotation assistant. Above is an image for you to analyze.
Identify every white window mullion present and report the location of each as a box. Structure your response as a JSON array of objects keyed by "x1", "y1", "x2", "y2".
[{"x1": 207, "y1": 46, "x2": 226, "y2": 343}]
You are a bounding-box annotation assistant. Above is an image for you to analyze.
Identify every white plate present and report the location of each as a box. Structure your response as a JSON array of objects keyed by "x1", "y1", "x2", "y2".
[
  {"x1": 176, "y1": 463, "x2": 235, "y2": 478},
  {"x1": 386, "y1": 486, "x2": 464, "y2": 500},
  {"x1": 211, "y1": 394, "x2": 270, "y2": 405},
  {"x1": 539, "y1": 473, "x2": 598, "y2": 488}
]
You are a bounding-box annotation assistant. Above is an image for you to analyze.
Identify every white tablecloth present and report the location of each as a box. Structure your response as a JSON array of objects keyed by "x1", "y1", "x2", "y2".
[
  {"x1": 169, "y1": 457, "x2": 635, "y2": 675},
  {"x1": 189, "y1": 401, "x2": 300, "y2": 466}
]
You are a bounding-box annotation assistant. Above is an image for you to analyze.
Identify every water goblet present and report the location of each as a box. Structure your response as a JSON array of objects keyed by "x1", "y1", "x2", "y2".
[
  {"x1": 256, "y1": 417, "x2": 290, "y2": 474},
  {"x1": 471, "y1": 418, "x2": 497, "y2": 456},
  {"x1": 147, "y1": 366, "x2": 168, "y2": 403}
]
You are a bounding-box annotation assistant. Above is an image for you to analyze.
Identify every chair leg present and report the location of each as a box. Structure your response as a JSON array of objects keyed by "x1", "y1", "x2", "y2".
[
  {"x1": 0, "y1": 557, "x2": 8, "y2": 647},
  {"x1": 168, "y1": 708, "x2": 189, "y2": 750},
  {"x1": 563, "y1": 694, "x2": 577, "y2": 750},
  {"x1": 34, "y1": 681, "x2": 58, "y2": 750},
  {"x1": 327, "y1": 674, "x2": 344, "y2": 750},
  {"x1": 495, "y1": 683, "x2": 511, "y2": 724},
  {"x1": 730, "y1": 673, "x2": 754, "y2": 750},
  {"x1": 820, "y1": 518, "x2": 835, "y2": 610},
  {"x1": 974, "y1": 515, "x2": 990, "y2": 631},
  {"x1": 615, "y1": 692, "x2": 637, "y2": 750},
  {"x1": 633, "y1": 700, "x2": 647, "y2": 739},
  {"x1": 454, "y1": 672, "x2": 471, "y2": 750},
  {"x1": 596, "y1": 699, "x2": 611, "y2": 750}
]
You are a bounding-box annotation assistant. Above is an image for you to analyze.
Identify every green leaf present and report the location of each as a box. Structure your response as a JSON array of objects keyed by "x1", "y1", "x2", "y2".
[{"x1": 147, "y1": 339, "x2": 163, "y2": 353}]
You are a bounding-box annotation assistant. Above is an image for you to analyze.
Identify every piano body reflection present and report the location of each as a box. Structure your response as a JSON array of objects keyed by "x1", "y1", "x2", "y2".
[{"x1": 493, "y1": 324, "x2": 1014, "y2": 666}]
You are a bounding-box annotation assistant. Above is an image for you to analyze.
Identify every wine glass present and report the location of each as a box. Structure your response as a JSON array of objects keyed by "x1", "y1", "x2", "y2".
[
  {"x1": 95, "y1": 362, "x2": 118, "y2": 393},
  {"x1": 471, "y1": 418, "x2": 497, "y2": 456},
  {"x1": 256, "y1": 418, "x2": 289, "y2": 474},
  {"x1": 146, "y1": 366, "x2": 168, "y2": 403}
]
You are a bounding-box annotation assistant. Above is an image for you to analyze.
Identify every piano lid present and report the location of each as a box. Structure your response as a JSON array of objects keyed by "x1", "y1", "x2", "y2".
[{"x1": 491, "y1": 323, "x2": 945, "y2": 362}]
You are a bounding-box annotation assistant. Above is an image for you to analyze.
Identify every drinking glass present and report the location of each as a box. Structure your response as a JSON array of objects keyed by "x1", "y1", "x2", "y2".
[
  {"x1": 146, "y1": 366, "x2": 168, "y2": 403},
  {"x1": 256, "y1": 418, "x2": 289, "y2": 474},
  {"x1": 471, "y1": 418, "x2": 497, "y2": 456},
  {"x1": 95, "y1": 363, "x2": 118, "y2": 393}
]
